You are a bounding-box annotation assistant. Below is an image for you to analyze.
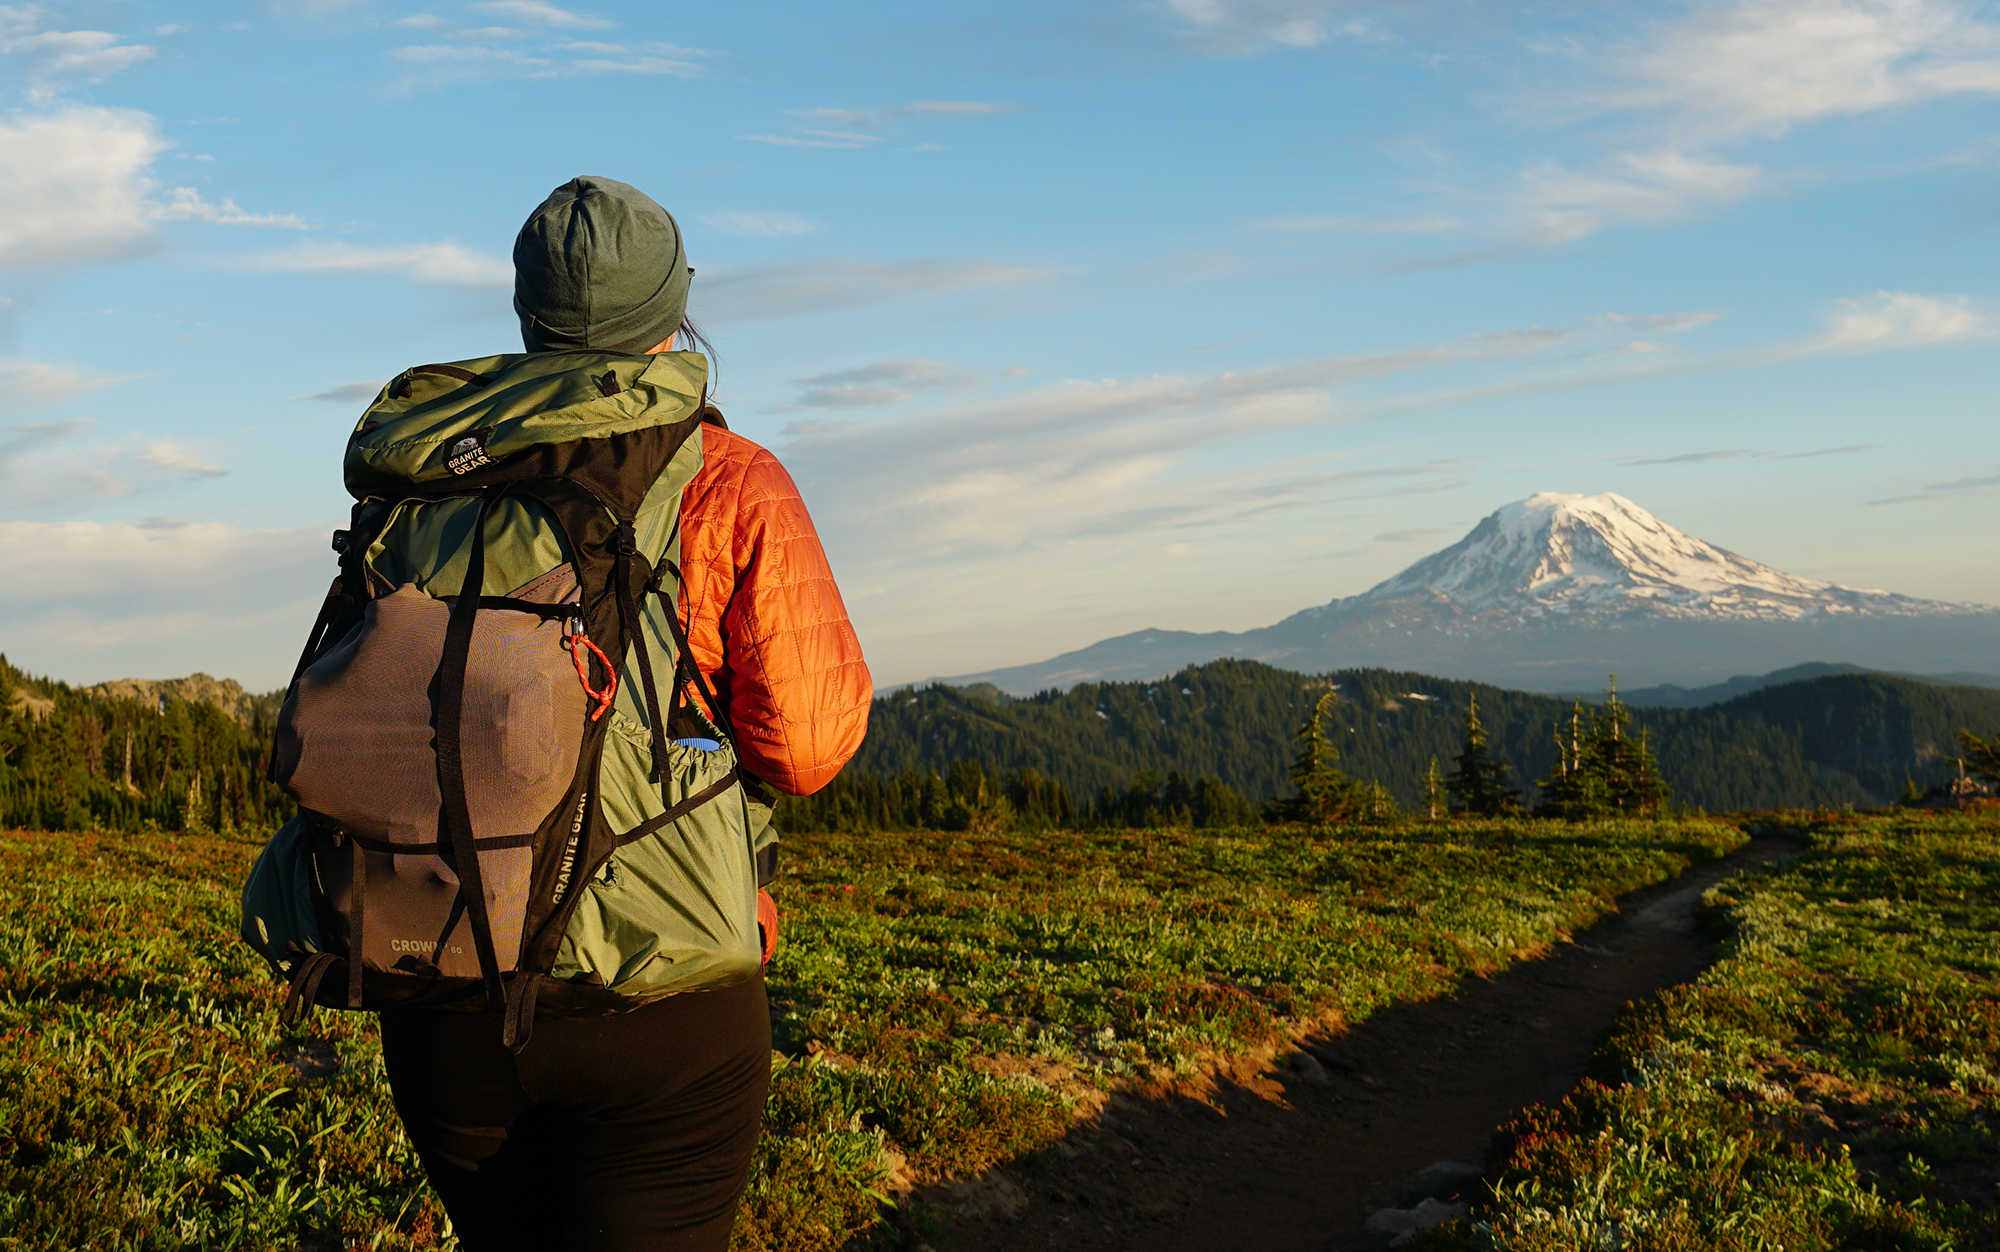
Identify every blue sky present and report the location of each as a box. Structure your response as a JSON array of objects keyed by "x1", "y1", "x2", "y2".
[{"x1": 3, "y1": 0, "x2": 1999, "y2": 690}]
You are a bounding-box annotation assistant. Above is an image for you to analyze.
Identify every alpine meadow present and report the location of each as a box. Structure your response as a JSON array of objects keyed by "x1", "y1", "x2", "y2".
[{"x1": 9, "y1": 0, "x2": 2000, "y2": 1250}]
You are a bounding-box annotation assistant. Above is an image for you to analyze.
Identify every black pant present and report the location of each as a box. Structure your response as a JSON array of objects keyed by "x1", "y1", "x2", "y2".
[{"x1": 379, "y1": 978, "x2": 770, "y2": 1252}]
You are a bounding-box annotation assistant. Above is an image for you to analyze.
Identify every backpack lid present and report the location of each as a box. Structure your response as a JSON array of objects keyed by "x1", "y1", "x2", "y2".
[{"x1": 344, "y1": 350, "x2": 707, "y2": 498}]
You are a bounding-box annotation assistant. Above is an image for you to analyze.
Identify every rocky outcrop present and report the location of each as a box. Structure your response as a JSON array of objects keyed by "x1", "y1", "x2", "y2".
[{"x1": 84, "y1": 673, "x2": 279, "y2": 727}]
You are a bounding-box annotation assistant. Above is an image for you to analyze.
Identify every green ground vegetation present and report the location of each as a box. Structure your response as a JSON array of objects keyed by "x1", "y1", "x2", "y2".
[
  {"x1": 0, "y1": 816, "x2": 1741, "y2": 1251},
  {"x1": 1421, "y1": 810, "x2": 2000, "y2": 1252}
]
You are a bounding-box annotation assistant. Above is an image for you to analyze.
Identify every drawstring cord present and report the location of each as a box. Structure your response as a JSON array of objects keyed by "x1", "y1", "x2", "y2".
[{"x1": 564, "y1": 617, "x2": 617, "y2": 721}]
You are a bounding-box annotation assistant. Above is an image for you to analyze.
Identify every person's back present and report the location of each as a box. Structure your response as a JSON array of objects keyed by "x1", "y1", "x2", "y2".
[{"x1": 244, "y1": 176, "x2": 870, "y2": 1251}]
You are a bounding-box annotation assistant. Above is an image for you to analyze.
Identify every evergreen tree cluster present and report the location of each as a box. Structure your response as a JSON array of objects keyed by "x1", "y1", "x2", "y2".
[
  {"x1": 1535, "y1": 684, "x2": 1673, "y2": 818},
  {"x1": 850, "y1": 660, "x2": 2000, "y2": 814},
  {"x1": 0, "y1": 656, "x2": 292, "y2": 834},
  {"x1": 776, "y1": 759, "x2": 1254, "y2": 833}
]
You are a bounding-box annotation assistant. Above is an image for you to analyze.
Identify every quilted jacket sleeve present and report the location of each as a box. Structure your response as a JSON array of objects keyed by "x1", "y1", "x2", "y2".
[{"x1": 679, "y1": 424, "x2": 872, "y2": 795}]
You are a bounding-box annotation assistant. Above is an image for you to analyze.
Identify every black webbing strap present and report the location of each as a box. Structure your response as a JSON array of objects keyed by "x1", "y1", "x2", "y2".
[
  {"x1": 612, "y1": 524, "x2": 673, "y2": 786},
  {"x1": 270, "y1": 591, "x2": 341, "y2": 784},
  {"x1": 644, "y1": 535, "x2": 736, "y2": 747},
  {"x1": 282, "y1": 593, "x2": 338, "y2": 698},
  {"x1": 434, "y1": 487, "x2": 507, "y2": 1005},
  {"x1": 281, "y1": 951, "x2": 340, "y2": 1028},
  {"x1": 655, "y1": 580, "x2": 736, "y2": 747},
  {"x1": 614, "y1": 767, "x2": 740, "y2": 847},
  {"x1": 347, "y1": 840, "x2": 366, "y2": 1009},
  {"x1": 430, "y1": 888, "x2": 468, "y2": 968},
  {"x1": 502, "y1": 975, "x2": 540, "y2": 1052},
  {"x1": 345, "y1": 830, "x2": 537, "y2": 857}
]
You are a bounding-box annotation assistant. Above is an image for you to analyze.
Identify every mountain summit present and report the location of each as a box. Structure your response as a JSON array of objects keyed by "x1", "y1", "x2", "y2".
[
  {"x1": 1339, "y1": 492, "x2": 1953, "y2": 623},
  {"x1": 947, "y1": 493, "x2": 1997, "y2": 694}
]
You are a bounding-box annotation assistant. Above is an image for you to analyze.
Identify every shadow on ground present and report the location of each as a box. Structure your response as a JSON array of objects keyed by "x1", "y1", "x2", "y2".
[{"x1": 861, "y1": 836, "x2": 1799, "y2": 1252}]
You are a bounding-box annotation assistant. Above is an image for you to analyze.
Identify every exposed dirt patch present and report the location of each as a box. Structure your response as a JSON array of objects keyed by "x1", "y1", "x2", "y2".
[{"x1": 927, "y1": 837, "x2": 1799, "y2": 1252}]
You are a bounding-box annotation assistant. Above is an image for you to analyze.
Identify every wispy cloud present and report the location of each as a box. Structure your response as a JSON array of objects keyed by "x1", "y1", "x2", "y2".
[
  {"x1": 1513, "y1": 148, "x2": 1762, "y2": 243},
  {"x1": 0, "y1": 358, "x2": 133, "y2": 402},
  {"x1": 1620, "y1": 449, "x2": 1749, "y2": 465},
  {"x1": 1367, "y1": 0, "x2": 2000, "y2": 257},
  {"x1": 1873, "y1": 467, "x2": 2000, "y2": 505},
  {"x1": 1589, "y1": 0, "x2": 2000, "y2": 145},
  {"x1": 1587, "y1": 311, "x2": 1722, "y2": 335},
  {"x1": 787, "y1": 359, "x2": 976, "y2": 409},
  {"x1": 0, "y1": 416, "x2": 125, "y2": 502},
  {"x1": 698, "y1": 210, "x2": 816, "y2": 237},
  {"x1": 470, "y1": 0, "x2": 611, "y2": 29},
  {"x1": 135, "y1": 442, "x2": 224, "y2": 478},
  {"x1": 1252, "y1": 214, "x2": 1459, "y2": 233},
  {"x1": 240, "y1": 240, "x2": 511, "y2": 287},
  {"x1": 796, "y1": 101, "x2": 1026, "y2": 129},
  {"x1": 777, "y1": 321, "x2": 1578, "y2": 566},
  {"x1": 1165, "y1": 0, "x2": 1385, "y2": 55},
  {"x1": 565, "y1": 41, "x2": 707, "y2": 74},
  {"x1": 153, "y1": 187, "x2": 308, "y2": 229},
  {"x1": 389, "y1": 43, "x2": 546, "y2": 67},
  {"x1": 692, "y1": 258, "x2": 1053, "y2": 323},
  {"x1": 740, "y1": 132, "x2": 873, "y2": 150},
  {"x1": 746, "y1": 100, "x2": 1023, "y2": 150},
  {"x1": 1815, "y1": 290, "x2": 1990, "y2": 350},
  {"x1": 1620, "y1": 443, "x2": 1877, "y2": 466},
  {"x1": 1, "y1": 18, "x2": 156, "y2": 102}
]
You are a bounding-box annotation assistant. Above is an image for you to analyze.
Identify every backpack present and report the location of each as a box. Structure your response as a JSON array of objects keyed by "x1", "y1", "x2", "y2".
[{"x1": 240, "y1": 349, "x2": 770, "y2": 1048}]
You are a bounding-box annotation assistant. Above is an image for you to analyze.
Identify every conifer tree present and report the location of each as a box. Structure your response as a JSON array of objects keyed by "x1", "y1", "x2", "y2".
[
  {"x1": 1956, "y1": 729, "x2": 2000, "y2": 786},
  {"x1": 1445, "y1": 693, "x2": 1522, "y2": 817},
  {"x1": 1270, "y1": 690, "x2": 1383, "y2": 823},
  {"x1": 1585, "y1": 680, "x2": 1671, "y2": 814},
  {"x1": 1422, "y1": 755, "x2": 1443, "y2": 820},
  {"x1": 1535, "y1": 679, "x2": 1670, "y2": 817}
]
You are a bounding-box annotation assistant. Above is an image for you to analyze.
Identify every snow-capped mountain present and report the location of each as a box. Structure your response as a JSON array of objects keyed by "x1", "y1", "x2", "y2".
[
  {"x1": 1339, "y1": 492, "x2": 1962, "y2": 623},
  {"x1": 946, "y1": 493, "x2": 1997, "y2": 694}
]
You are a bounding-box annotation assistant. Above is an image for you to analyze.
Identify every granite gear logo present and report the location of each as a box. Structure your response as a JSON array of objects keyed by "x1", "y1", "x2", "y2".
[{"x1": 445, "y1": 430, "x2": 492, "y2": 475}]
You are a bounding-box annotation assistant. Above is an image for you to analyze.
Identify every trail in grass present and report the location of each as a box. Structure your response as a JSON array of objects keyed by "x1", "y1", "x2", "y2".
[{"x1": 939, "y1": 835, "x2": 1800, "y2": 1252}]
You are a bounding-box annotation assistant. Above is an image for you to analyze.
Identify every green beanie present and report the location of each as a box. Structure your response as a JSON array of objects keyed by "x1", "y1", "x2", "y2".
[{"x1": 512, "y1": 176, "x2": 691, "y2": 355}]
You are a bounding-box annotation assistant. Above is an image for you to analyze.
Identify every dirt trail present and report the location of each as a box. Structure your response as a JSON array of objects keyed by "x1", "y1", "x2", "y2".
[{"x1": 939, "y1": 837, "x2": 1798, "y2": 1252}]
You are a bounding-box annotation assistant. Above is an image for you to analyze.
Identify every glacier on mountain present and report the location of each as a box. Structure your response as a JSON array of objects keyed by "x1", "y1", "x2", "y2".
[{"x1": 1333, "y1": 492, "x2": 1962, "y2": 623}]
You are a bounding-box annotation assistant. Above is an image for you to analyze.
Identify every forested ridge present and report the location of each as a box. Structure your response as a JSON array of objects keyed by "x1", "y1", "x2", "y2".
[
  {"x1": 0, "y1": 656, "x2": 291, "y2": 833},
  {"x1": 5, "y1": 652, "x2": 1996, "y2": 835},
  {"x1": 832, "y1": 659, "x2": 2000, "y2": 816}
]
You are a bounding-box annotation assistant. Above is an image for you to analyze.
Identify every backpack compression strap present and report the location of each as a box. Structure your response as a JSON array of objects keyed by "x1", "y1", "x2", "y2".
[{"x1": 434, "y1": 486, "x2": 509, "y2": 1006}]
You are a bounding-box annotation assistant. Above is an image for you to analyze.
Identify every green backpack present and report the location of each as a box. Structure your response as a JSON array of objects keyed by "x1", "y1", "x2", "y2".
[{"x1": 241, "y1": 349, "x2": 770, "y2": 1047}]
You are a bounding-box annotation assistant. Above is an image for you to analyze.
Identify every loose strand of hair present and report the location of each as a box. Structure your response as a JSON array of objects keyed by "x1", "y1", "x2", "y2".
[{"x1": 679, "y1": 315, "x2": 717, "y2": 405}]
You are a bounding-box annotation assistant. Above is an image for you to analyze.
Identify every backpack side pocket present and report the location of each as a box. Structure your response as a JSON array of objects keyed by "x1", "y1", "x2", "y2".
[{"x1": 240, "y1": 814, "x2": 328, "y2": 974}]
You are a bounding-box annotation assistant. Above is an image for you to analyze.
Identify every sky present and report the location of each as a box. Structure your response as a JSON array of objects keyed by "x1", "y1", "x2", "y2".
[{"x1": 3, "y1": 0, "x2": 2000, "y2": 692}]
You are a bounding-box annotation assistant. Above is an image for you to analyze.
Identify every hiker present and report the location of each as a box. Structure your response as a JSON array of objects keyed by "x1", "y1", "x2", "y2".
[{"x1": 243, "y1": 176, "x2": 871, "y2": 1250}]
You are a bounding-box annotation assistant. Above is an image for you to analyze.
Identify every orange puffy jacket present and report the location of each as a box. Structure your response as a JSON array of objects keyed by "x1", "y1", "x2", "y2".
[{"x1": 677, "y1": 419, "x2": 872, "y2": 798}]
